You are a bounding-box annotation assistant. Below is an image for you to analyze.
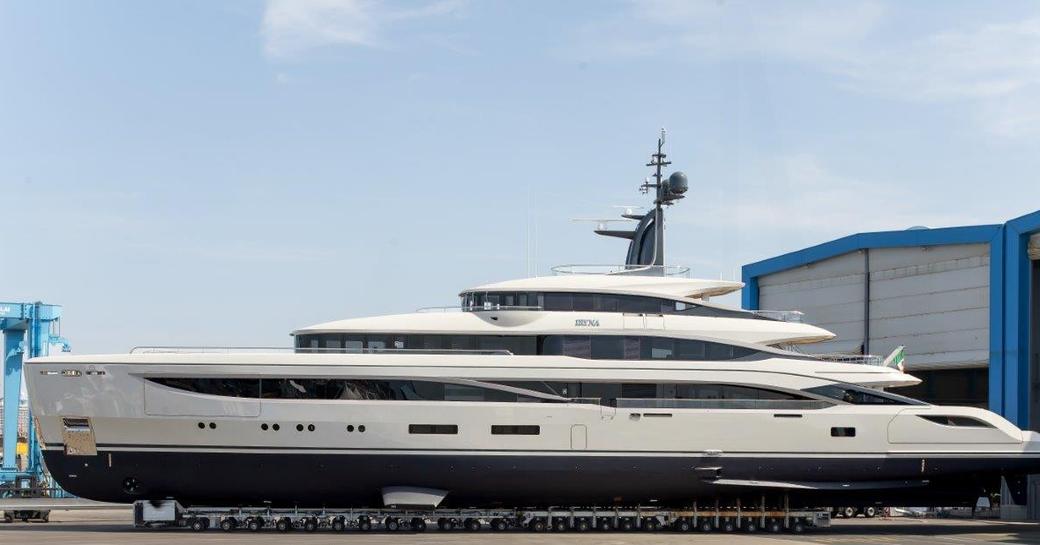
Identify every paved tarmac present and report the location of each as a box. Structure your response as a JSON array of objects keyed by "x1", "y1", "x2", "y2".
[{"x1": 3, "y1": 510, "x2": 1040, "y2": 545}]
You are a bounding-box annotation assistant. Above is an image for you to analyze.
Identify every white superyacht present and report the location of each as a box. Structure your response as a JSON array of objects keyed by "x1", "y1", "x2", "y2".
[{"x1": 26, "y1": 135, "x2": 1040, "y2": 510}]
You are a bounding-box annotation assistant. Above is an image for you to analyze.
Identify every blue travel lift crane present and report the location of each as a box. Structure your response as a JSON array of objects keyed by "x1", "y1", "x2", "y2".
[{"x1": 1, "y1": 302, "x2": 70, "y2": 510}]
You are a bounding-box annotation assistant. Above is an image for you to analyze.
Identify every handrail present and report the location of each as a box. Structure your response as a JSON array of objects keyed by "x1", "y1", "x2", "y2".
[
  {"x1": 814, "y1": 353, "x2": 884, "y2": 366},
  {"x1": 614, "y1": 398, "x2": 832, "y2": 410},
  {"x1": 416, "y1": 305, "x2": 543, "y2": 313},
  {"x1": 551, "y1": 264, "x2": 690, "y2": 277},
  {"x1": 129, "y1": 346, "x2": 514, "y2": 356},
  {"x1": 751, "y1": 310, "x2": 804, "y2": 323}
]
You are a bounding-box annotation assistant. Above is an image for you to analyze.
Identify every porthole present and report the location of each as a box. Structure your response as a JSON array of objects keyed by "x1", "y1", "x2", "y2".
[
  {"x1": 296, "y1": 424, "x2": 304, "y2": 431},
  {"x1": 261, "y1": 423, "x2": 269, "y2": 431},
  {"x1": 208, "y1": 422, "x2": 216, "y2": 429},
  {"x1": 307, "y1": 424, "x2": 315, "y2": 432},
  {"x1": 197, "y1": 422, "x2": 205, "y2": 429},
  {"x1": 347, "y1": 425, "x2": 354, "y2": 432},
  {"x1": 358, "y1": 425, "x2": 366, "y2": 433},
  {"x1": 272, "y1": 424, "x2": 280, "y2": 431}
]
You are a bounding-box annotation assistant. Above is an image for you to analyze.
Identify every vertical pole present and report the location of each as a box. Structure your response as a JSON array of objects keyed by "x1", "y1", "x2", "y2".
[
  {"x1": 2, "y1": 329, "x2": 26, "y2": 474},
  {"x1": 26, "y1": 304, "x2": 46, "y2": 480},
  {"x1": 863, "y1": 249, "x2": 871, "y2": 355}
]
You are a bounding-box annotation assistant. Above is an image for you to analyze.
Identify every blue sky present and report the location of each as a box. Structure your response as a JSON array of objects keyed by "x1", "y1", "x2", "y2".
[{"x1": 2, "y1": 0, "x2": 1039, "y2": 354}]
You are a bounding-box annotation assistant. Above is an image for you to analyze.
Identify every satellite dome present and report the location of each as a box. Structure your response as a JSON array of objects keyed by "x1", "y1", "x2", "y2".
[{"x1": 667, "y1": 171, "x2": 688, "y2": 195}]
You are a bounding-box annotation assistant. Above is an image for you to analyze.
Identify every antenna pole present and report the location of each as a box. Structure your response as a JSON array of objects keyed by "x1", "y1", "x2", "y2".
[{"x1": 640, "y1": 128, "x2": 671, "y2": 266}]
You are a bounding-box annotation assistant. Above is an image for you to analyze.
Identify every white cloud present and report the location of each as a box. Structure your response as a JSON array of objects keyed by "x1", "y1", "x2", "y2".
[
  {"x1": 572, "y1": 1, "x2": 1040, "y2": 135},
  {"x1": 262, "y1": 0, "x2": 464, "y2": 59}
]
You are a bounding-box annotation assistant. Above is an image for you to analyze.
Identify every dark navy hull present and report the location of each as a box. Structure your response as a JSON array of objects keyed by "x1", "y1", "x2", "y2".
[{"x1": 43, "y1": 449, "x2": 1034, "y2": 508}]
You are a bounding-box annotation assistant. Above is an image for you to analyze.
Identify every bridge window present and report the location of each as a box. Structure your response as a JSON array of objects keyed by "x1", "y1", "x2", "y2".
[{"x1": 460, "y1": 291, "x2": 766, "y2": 319}]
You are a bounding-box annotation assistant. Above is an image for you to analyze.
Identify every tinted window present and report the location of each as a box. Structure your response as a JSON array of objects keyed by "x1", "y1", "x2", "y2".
[
  {"x1": 148, "y1": 378, "x2": 260, "y2": 398},
  {"x1": 560, "y1": 335, "x2": 592, "y2": 358},
  {"x1": 806, "y1": 385, "x2": 923, "y2": 405},
  {"x1": 580, "y1": 382, "x2": 621, "y2": 400},
  {"x1": 674, "y1": 383, "x2": 802, "y2": 400},
  {"x1": 593, "y1": 294, "x2": 620, "y2": 312},
  {"x1": 919, "y1": 415, "x2": 991, "y2": 427},
  {"x1": 591, "y1": 336, "x2": 624, "y2": 359},
  {"x1": 572, "y1": 293, "x2": 594, "y2": 311},
  {"x1": 677, "y1": 339, "x2": 706, "y2": 359},
  {"x1": 409, "y1": 424, "x2": 457, "y2": 434},
  {"x1": 491, "y1": 425, "x2": 540, "y2": 435},
  {"x1": 543, "y1": 293, "x2": 573, "y2": 311},
  {"x1": 496, "y1": 381, "x2": 574, "y2": 398},
  {"x1": 831, "y1": 427, "x2": 856, "y2": 437},
  {"x1": 621, "y1": 383, "x2": 657, "y2": 398}
]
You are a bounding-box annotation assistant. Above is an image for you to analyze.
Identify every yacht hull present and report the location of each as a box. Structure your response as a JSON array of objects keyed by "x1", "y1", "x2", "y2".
[{"x1": 42, "y1": 448, "x2": 1029, "y2": 508}]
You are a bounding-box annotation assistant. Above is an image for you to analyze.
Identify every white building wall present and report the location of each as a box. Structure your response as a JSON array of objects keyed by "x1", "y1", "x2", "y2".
[{"x1": 758, "y1": 242, "x2": 990, "y2": 371}]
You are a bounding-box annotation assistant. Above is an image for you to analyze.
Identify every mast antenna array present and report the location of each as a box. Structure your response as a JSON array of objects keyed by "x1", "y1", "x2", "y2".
[{"x1": 584, "y1": 128, "x2": 689, "y2": 270}]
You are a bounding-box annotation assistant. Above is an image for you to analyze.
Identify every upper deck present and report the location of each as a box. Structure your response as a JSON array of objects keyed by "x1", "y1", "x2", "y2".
[{"x1": 462, "y1": 274, "x2": 744, "y2": 301}]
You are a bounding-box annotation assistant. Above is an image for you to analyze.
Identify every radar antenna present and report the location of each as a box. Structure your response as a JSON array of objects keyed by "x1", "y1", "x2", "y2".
[{"x1": 581, "y1": 128, "x2": 689, "y2": 272}]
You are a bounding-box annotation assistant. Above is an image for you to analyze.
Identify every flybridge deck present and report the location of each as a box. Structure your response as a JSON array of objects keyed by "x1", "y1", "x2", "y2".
[{"x1": 134, "y1": 497, "x2": 832, "y2": 534}]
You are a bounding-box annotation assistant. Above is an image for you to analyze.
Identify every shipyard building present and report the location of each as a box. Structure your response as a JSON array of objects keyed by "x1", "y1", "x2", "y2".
[{"x1": 742, "y1": 210, "x2": 1040, "y2": 429}]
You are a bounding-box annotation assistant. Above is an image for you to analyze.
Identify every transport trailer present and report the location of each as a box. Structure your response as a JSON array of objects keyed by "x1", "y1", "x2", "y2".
[{"x1": 134, "y1": 497, "x2": 831, "y2": 534}]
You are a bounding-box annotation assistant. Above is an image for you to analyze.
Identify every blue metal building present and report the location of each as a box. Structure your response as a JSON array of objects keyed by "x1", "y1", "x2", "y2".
[{"x1": 742, "y1": 210, "x2": 1040, "y2": 428}]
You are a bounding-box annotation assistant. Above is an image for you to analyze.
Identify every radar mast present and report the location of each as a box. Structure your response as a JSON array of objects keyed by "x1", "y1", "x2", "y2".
[{"x1": 591, "y1": 129, "x2": 688, "y2": 270}]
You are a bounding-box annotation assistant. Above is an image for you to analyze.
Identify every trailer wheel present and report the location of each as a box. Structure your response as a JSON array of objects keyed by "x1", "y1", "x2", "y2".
[
  {"x1": 575, "y1": 518, "x2": 591, "y2": 532},
  {"x1": 303, "y1": 518, "x2": 318, "y2": 532},
  {"x1": 722, "y1": 519, "x2": 735, "y2": 532},
  {"x1": 491, "y1": 518, "x2": 508, "y2": 531},
  {"x1": 744, "y1": 519, "x2": 758, "y2": 532},
  {"x1": 767, "y1": 519, "x2": 782, "y2": 533},
  {"x1": 863, "y1": 506, "x2": 877, "y2": 518},
  {"x1": 220, "y1": 517, "x2": 237, "y2": 532},
  {"x1": 331, "y1": 517, "x2": 346, "y2": 532},
  {"x1": 643, "y1": 517, "x2": 660, "y2": 531},
  {"x1": 437, "y1": 518, "x2": 451, "y2": 531},
  {"x1": 529, "y1": 518, "x2": 547, "y2": 532},
  {"x1": 551, "y1": 518, "x2": 568, "y2": 532},
  {"x1": 465, "y1": 518, "x2": 481, "y2": 532},
  {"x1": 674, "y1": 518, "x2": 692, "y2": 532},
  {"x1": 699, "y1": 519, "x2": 713, "y2": 532},
  {"x1": 357, "y1": 517, "x2": 372, "y2": 532},
  {"x1": 276, "y1": 517, "x2": 291, "y2": 532},
  {"x1": 620, "y1": 517, "x2": 635, "y2": 531},
  {"x1": 385, "y1": 517, "x2": 400, "y2": 532},
  {"x1": 189, "y1": 518, "x2": 207, "y2": 532},
  {"x1": 791, "y1": 519, "x2": 806, "y2": 533},
  {"x1": 842, "y1": 507, "x2": 856, "y2": 518},
  {"x1": 246, "y1": 518, "x2": 262, "y2": 532},
  {"x1": 413, "y1": 518, "x2": 427, "y2": 532}
]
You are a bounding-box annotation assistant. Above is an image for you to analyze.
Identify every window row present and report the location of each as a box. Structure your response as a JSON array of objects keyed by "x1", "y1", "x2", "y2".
[
  {"x1": 147, "y1": 377, "x2": 812, "y2": 404},
  {"x1": 295, "y1": 334, "x2": 763, "y2": 361},
  {"x1": 148, "y1": 378, "x2": 541, "y2": 402},
  {"x1": 407, "y1": 424, "x2": 540, "y2": 435},
  {"x1": 460, "y1": 291, "x2": 764, "y2": 320}
]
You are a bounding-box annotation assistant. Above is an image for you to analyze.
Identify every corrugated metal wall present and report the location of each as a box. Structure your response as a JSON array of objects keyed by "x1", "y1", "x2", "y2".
[{"x1": 758, "y1": 243, "x2": 990, "y2": 371}]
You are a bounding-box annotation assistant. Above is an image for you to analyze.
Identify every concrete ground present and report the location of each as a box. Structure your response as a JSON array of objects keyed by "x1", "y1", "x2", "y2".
[{"x1": 2, "y1": 510, "x2": 1040, "y2": 545}]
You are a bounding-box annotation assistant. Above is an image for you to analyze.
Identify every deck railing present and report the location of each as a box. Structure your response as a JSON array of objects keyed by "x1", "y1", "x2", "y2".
[{"x1": 551, "y1": 264, "x2": 691, "y2": 277}]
